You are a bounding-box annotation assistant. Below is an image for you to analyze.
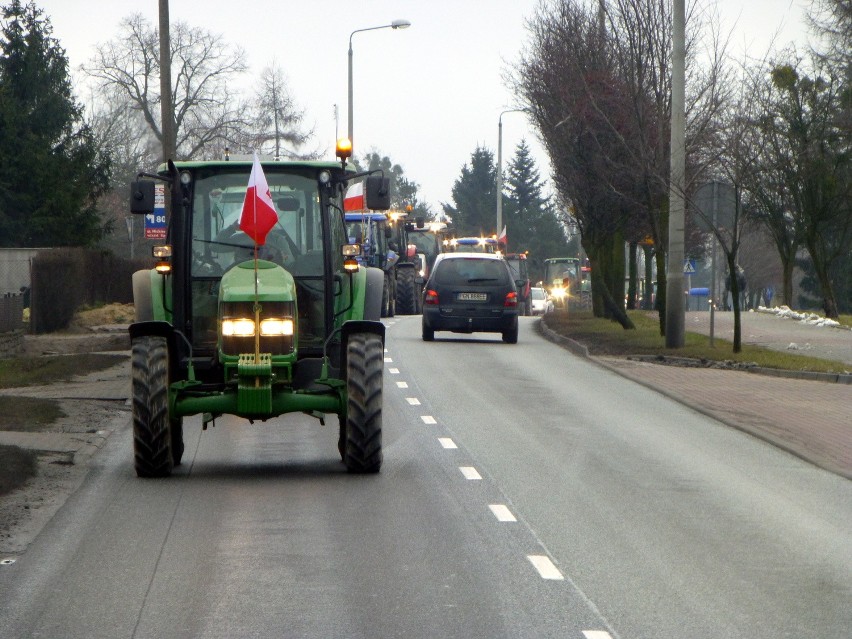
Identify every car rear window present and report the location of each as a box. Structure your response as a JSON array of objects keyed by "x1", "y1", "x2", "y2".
[{"x1": 435, "y1": 258, "x2": 510, "y2": 285}]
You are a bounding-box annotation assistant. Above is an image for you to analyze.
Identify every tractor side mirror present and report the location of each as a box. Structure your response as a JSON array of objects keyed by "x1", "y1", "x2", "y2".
[
  {"x1": 130, "y1": 181, "x2": 155, "y2": 214},
  {"x1": 365, "y1": 176, "x2": 390, "y2": 210}
]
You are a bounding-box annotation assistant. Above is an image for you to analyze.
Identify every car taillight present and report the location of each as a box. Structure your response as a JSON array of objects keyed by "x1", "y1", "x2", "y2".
[
  {"x1": 504, "y1": 291, "x2": 518, "y2": 307},
  {"x1": 424, "y1": 289, "x2": 439, "y2": 305}
]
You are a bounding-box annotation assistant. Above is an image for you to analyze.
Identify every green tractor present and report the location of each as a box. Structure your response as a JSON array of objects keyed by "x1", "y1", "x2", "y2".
[{"x1": 128, "y1": 156, "x2": 390, "y2": 477}]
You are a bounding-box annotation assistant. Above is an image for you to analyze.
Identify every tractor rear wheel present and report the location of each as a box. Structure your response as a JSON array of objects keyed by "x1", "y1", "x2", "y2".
[
  {"x1": 131, "y1": 336, "x2": 173, "y2": 477},
  {"x1": 343, "y1": 332, "x2": 383, "y2": 473},
  {"x1": 171, "y1": 418, "x2": 184, "y2": 466},
  {"x1": 395, "y1": 267, "x2": 419, "y2": 315}
]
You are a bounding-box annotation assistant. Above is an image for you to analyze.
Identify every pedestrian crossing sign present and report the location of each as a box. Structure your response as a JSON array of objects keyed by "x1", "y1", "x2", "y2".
[{"x1": 683, "y1": 259, "x2": 696, "y2": 274}]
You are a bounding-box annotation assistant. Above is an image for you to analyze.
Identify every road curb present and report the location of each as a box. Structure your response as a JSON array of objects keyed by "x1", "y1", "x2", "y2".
[{"x1": 536, "y1": 317, "x2": 851, "y2": 384}]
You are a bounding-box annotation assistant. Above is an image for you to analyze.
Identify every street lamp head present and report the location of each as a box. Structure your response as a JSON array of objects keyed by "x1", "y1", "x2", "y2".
[{"x1": 391, "y1": 19, "x2": 411, "y2": 29}]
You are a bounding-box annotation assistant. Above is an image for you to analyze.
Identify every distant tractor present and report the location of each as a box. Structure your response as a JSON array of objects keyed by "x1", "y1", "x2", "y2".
[
  {"x1": 407, "y1": 219, "x2": 449, "y2": 286},
  {"x1": 543, "y1": 257, "x2": 582, "y2": 308},
  {"x1": 386, "y1": 210, "x2": 421, "y2": 315},
  {"x1": 128, "y1": 150, "x2": 391, "y2": 477},
  {"x1": 344, "y1": 211, "x2": 398, "y2": 317}
]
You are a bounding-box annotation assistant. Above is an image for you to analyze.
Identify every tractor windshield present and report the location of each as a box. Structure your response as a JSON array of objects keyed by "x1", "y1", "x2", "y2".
[
  {"x1": 189, "y1": 168, "x2": 334, "y2": 354},
  {"x1": 409, "y1": 230, "x2": 439, "y2": 256},
  {"x1": 544, "y1": 259, "x2": 579, "y2": 285}
]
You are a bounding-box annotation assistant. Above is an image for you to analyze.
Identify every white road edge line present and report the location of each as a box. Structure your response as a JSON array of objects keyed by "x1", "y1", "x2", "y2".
[
  {"x1": 489, "y1": 504, "x2": 517, "y2": 522},
  {"x1": 582, "y1": 632, "x2": 613, "y2": 639},
  {"x1": 459, "y1": 466, "x2": 482, "y2": 480},
  {"x1": 406, "y1": 398, "x2": 421, "y2": 406},
  {"x1": 421, "y1": 415, "x2": 437, "y2": 424},
  {"x1": 438, "y1": 438, "x2": 457, "y2": 449},
  {"x1": 527, "y1": 555, "x2": 564, "y2": 580}
]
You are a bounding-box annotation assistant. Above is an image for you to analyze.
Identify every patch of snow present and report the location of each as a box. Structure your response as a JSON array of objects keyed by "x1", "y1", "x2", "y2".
[{"x1": 757, "y1": 306, "x2": 845, "y2": 330}]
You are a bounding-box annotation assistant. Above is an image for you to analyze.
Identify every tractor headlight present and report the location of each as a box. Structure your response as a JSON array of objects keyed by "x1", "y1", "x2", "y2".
[
  {"x1": 259, "y1": 318, "x2": 294, "y2": 336},
  {"x1": 220, "y1": 302, "x2": 296, "y2": 356},
  {"x1": 222, "y1": 318, "x2": 256, "y2": 337}
]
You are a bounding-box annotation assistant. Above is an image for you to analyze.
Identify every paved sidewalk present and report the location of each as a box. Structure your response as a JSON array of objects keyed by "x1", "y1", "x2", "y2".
[{"x1": 538, "y1": 319, "x2": 852, "y2": 480}]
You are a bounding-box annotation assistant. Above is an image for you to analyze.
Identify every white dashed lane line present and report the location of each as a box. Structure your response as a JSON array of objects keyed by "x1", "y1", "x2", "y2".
[
  {"x1": 489, "y1": 504, "x2": 517, "y2": 522},
  {"x1": 459, "y1": 466, "x2": 482, "y2": 480},
  {"x1": 527, "y1": 555, "x2": 564, "y2": 580},
  {"x1": 582, "y1": 632, "x2": 613, "y2": 639},
  {"x1": 385, "y1": 343, "x2": 609, "y2": 630}
]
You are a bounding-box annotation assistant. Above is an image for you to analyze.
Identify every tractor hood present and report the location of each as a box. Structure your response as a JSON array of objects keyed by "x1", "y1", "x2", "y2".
[{"x1": 219, "y1": 259, "x2": 296, "y2": 303}]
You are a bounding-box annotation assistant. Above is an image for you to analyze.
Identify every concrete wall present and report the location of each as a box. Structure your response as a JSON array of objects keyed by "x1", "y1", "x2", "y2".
[{"x1": 0, "y1": 248, "x2": 44, "y2": 295}]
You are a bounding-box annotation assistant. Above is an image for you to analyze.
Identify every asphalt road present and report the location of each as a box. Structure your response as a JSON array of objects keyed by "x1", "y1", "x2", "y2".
[{"x1": 1, "y1": 316, "x2": 850, "y2": 638}]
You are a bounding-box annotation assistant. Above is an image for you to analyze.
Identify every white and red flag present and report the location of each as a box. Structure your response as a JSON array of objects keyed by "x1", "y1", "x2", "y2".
[
  {"x1": 498, "y1": 225, "x2": 507, "y2": 245},
  {"x1": 239, "y1": 152, "x2": 278, "y2": 245},
  {"x1": 343, "y1": 181, "x2": 365, "y2": 212}
]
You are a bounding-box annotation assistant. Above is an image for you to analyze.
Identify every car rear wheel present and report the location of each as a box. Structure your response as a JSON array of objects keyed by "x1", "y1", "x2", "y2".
[
  {"x1": 422, "y1": 321, "x2": 434, "y2": 341},
  {"x1": 502, "y1": 320, "x2": 518, "y2": 344}
]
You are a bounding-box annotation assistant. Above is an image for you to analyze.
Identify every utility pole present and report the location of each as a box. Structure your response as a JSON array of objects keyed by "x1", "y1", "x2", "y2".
[
  {"x1": 665, "y1": 0, "x2": 686, "y2": 347},
  {"x1": 158, "y1": 0, "x2": 175, "y2": 166}
]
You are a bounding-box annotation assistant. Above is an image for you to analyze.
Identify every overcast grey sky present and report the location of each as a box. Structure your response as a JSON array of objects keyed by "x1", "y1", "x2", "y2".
[{"x1": 36, "y1": 0, "x2": 809, "y2": 214}]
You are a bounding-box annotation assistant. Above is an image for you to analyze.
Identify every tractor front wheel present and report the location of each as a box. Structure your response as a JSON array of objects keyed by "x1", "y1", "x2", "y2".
[
  {"x1": 343, "y1": 333, "x2": 383, "y2": 473},
  {"x1": 131, "y1": 336, "x2": 174, "y2": 478}
]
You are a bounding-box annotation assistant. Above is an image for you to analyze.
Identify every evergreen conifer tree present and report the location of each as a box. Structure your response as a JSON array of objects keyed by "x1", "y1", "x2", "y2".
[{"x1": 0, "y1": 0, "x2": 109, "y2": 247}]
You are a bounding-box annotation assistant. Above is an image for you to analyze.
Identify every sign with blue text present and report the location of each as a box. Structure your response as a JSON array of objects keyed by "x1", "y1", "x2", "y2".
[{"x1": 145, "y1": 184, "x2": 167, "y2": 239}]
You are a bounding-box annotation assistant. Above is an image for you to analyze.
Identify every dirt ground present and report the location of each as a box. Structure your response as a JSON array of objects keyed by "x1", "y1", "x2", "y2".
[{"x1": 0, "y1": 309, "x2": 132, "y2": 554}]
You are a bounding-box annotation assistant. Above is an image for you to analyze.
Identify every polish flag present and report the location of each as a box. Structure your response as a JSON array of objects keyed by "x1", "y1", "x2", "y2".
[
  {"x1": 239, "y1": 152, "x2": 278, "y2": 245},
  {"x1": 343, "y1": 181, "x2": 365, "y2": 212}
]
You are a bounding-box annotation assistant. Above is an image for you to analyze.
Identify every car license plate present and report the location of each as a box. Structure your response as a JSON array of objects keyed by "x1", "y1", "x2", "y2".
[{"x1": 457, "y1": 292, "x2": 487, "y2": 301}]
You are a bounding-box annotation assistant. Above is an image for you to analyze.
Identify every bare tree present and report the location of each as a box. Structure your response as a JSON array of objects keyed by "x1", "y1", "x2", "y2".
[
  {"x1": 753, "y1": 57, "x2": 850, "y2": 318},
  {"x1": 512, "y1": 0, "x2": 730, "y2": 331},
  {"x1": 84, "y1": 13, "x2": 248, "y2": 160},
  {"x1": 243, "y1": 62, "x2": 318, "y2": 159}
]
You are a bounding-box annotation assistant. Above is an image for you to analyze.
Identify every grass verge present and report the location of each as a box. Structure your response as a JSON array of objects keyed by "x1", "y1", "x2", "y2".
[
  {"x1": 0, "y1": 396, "x2": 65, "y2": 432},
  {"x1": 0, "y1": 353, "x2": 127, "y2": 389},
  {"x1": 543, "y1": 310, "x2": 849, "y2": 374}
]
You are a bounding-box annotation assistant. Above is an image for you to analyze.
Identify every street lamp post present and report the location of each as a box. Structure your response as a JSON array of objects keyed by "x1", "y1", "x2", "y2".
[
  {"x1": 348, "y1": 19, "x2": 411, "y2": 148},
  {"x1": 496, "y1": 109, "x2": 527, "y2": 238}
]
